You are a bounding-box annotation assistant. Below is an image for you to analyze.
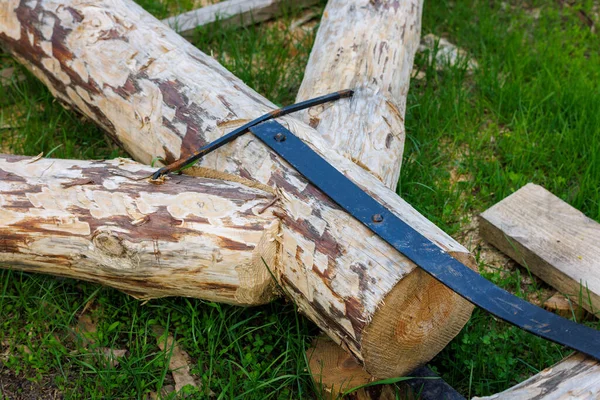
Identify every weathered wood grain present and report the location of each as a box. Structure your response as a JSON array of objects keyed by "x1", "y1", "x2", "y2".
[
  {"x1": 0, "y1": 0, "x2": 473, "y2": 377},
  {"x1": 479, "y1": 183, "x2": 600, "y2": 315},
  {"x1": 0, "y1": 154, "x2": 278, "y2": 304},
  {"x1": 296, "y1": 0, "x2": 423, "y2": 190},
  {"x1": 162, "y1": 0, "x2": 319, "y2": 38},
  {"x1": 474, "y1": 353, "x2": 600, "y2": 400},
  {"x1": 298, "y1": 0, "x2": 473, "y2": 383}
]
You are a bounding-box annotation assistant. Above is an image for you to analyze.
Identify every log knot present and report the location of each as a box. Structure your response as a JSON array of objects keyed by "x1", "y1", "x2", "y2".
[{"x1": 92, "y1": 230, "x2": 128, "y2": 257}]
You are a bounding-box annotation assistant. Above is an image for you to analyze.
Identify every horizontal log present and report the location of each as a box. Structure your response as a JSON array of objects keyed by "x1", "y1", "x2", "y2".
[
  {"x1": 0, "y1": 154, "x2": 279, "y2": 305},
  {"x1": 0, "y1": 0, "x2": 474, "y2": 377}
]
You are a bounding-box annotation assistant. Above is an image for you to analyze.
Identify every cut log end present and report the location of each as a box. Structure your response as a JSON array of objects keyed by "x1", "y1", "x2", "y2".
[
  {"x1": 307, "y1": 335, "x2": 373, "y2": 397},
  {"x1": 362, "y1": 253, "x2": 476, "y2": 378}
]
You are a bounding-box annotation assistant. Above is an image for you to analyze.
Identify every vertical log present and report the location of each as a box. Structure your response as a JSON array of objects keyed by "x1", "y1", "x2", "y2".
[{"x1": 296, "y1": 0, "x2": 423, "y2": 190}]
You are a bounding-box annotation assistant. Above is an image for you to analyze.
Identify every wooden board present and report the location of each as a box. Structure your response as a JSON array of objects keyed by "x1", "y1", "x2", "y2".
[
  {"x1": 474, "y1": 353, "x2": 600, "y2": 400},
  {"x1": 162, "y1": 0, "x2": 318, "y2": 37},
  {"x1": 479, "y1": 183, "x2": 600, "y2": 315}
]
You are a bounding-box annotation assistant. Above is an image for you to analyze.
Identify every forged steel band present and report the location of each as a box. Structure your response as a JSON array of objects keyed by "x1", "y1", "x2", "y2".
[
  {"x1": 151, "y1": 89, "x2": 354, "y2": 180},
  {"x1": 248, "y1": 120, "x2": 600, "y2": 361}
]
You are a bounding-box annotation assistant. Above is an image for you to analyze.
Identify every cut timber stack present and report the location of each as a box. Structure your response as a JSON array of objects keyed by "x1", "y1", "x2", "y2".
[{"x1": 0, "y1": 0, "x2": 474, "y2": 378}]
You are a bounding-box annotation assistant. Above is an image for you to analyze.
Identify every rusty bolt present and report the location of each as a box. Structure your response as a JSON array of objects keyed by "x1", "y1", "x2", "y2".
[{"x1": 371, "y1": 213, "x2": 384, "y2": 223}]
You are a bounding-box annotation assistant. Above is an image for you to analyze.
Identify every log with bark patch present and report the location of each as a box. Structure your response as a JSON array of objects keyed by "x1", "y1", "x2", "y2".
[{"x1": 0, "y1": 0, "x2": 475, "y2": 378}]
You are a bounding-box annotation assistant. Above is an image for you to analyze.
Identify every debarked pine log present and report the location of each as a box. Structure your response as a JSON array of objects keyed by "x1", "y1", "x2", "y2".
[
  {"x1": 0, "y1": 155, "x2": 279, "y2": 305},
  {"x1": 0, "y1": 0, "x2": 474, "y2": 377},
  {"x1": 296, "y1": 0, "x2": 422, "y2": 191}
]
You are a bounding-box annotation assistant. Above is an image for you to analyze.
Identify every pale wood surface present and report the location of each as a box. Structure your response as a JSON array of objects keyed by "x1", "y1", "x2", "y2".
[
  {"x1": 0, "y1": 0, "x2": 473, "y2": 377},
  {"x1": 162, "y1": 0, "x2": 318, "y2": 37},
  {"x1": 0, "y1": 155, "x2": 278, "y2": 305},
  {"x1": 307, "y1": 335, "x2": 375, "y2": 399},
  {"x1": 296, "y1": 0, "x2": 423, "y2": 190},
  {"x1": 479, "y1": 183, "x2": 600, "y2": 314},
  {"x1": 298, "y1": 0, "x2": 472, "y2": 381},
  {"x1": 543, "y1": 292, "x2": 587, "y2": 320},
  {"x1": 474, "y1": 353, "x2": 600, "y2": 400}
]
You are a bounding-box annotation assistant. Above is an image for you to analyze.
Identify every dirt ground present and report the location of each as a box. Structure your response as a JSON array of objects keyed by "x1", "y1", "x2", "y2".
[{"x1": 0, "y1": 370, "x2": 62, "y2": 400}]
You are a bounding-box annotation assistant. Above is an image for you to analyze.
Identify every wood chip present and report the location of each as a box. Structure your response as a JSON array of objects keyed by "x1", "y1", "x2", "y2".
[
  {"x1": 0, "y1": 66, "x2": 26, "y2": 87},
  {"x1": 130, "y1": 215, "x2": 150, "y2": 226},
  {"x1": 258, "y1": 196, "x2": 279, "y2": 214},
  {"x1": 27, "y1": 152, "x2": 44, "y2": 164},
  {"x1": 99, "y1": 348, "x2": 127, "y2": 367},
  {"x1": 76, "y1": 313, "x2": 98, "y2": 346},
  {"x1": 61, "y1": 178, "x2": 94, "y2": 188},
  {"x1": 543, "y1": 292, "x2": 587, "y2": 320},
  {"x1": 419, "y1": 34, "x2": 478, "y2": 71}
]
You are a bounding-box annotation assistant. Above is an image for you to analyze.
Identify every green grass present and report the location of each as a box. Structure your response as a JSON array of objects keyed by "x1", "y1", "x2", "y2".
[{"x1": 1, "y1": 0, "x2": 599, "y2": 398}]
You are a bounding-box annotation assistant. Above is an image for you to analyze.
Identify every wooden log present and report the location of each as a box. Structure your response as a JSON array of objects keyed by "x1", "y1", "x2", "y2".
[
  {"x1": 474, "y1": 353, "x2": 600, "y2": 400},
  {"x1": 479, "y1": 183, "x2": 600, "y2": 315},
  {"x1": 543, "y1": 292, "x2": 587, "y2": 321},
  {"x1": 307, "y1": 335, "x2": 376, "y2": 398},
  {"x1": 296, "y1": 0, "x2": 423, "y2": 190},
  {"x1": 0, "y1": 0, "x2": 474, "y2": 377},
  {"x1": 162, "y1": 0, "x2": 319, "y2": 38},
  {"x1": 299, "y1": 0, "x2": 472, "y2": 389},
  {"x1": 307, "y1": 334, "x2": 465, "y2": 400},
  {"x1": 0, "y1": 154, "x2": 279, "y2": 305}
]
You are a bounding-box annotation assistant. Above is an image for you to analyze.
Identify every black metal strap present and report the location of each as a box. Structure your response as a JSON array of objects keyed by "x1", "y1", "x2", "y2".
[
  {"x1": 248, "y1": 120, "x2": 600, "y2": 361},
  {"x1": 151, "y1": 90, "x2": 353, "y2": 179}
]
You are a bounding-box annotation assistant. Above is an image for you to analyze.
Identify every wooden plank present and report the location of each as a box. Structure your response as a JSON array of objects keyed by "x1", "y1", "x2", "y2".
[
  {"x1": 473, "y1": 353, "x2": 600, "y2": 399},
  {"x1": 479, "y1": 183, "x2": 600, "y2": 314},
  {"x1": 161, "y1": 0, "x2": 319, "y2": 37}
]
